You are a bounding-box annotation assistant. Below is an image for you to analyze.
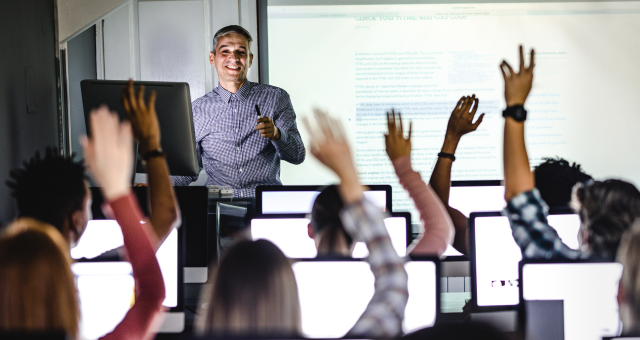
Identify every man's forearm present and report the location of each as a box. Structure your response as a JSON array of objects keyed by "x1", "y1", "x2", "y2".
[{"x1": 503, "y1": 118, "x2": 534, "y2": 201}]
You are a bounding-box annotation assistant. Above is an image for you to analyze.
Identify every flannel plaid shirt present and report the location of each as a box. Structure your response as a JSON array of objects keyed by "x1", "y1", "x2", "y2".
[
  {"x1": 503, "y1": 189, "x2": 587, "y2": 259},
  {"x1": 171, "y1": 81, "x2": 305, "y2": 197},
  {"x1": 340, "y1": 198, "x2": 409, "y2": 338}
]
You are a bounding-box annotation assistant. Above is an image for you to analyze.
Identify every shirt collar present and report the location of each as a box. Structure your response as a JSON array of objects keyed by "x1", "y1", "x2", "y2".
[{"x1": 215, "y1": 80, "x2": 253, "y2": 103}]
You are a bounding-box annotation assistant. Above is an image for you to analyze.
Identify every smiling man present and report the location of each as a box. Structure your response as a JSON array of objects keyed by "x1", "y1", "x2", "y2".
[{"x1": 171, "y1": 25, "x2": 306, "y2": 197}]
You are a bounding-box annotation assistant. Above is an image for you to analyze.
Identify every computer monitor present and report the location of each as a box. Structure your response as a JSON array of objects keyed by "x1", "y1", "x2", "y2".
[
  {"x1": 292, "y1": 257, "x2": 439, "y2": 338},
  {"x1": 470, "y1": 210, "x2": 581, "y2": 309},
  {"x1": 71, "y1": 223, "x2": 184, "y2": 334},
  {"x1": 449, "y1": 181, "x2": 505, "y2": 217},
  {"x1": 80, "y1": 80, "x2": 199, "y2": 176},
  {"x1": 256, "y1": 185, "x2": 392, "y2": 215},
  {"x1": 250, "y1": 212, "x2": 411, "y2": 258},
  {"x1": 439, "y1": 181, "x2": 505, "y2": 257},
  {"x1": 89, "y1": 187, "x2": 209, "y2": 283},
  {"x1": 519, "y1": 260, "x2": 623, "y2": 340}
]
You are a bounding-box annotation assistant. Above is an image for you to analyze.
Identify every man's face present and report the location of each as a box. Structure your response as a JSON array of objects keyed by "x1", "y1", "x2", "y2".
[{"x1": 210, "y1": 33, "x2": 253, "y2": 86}]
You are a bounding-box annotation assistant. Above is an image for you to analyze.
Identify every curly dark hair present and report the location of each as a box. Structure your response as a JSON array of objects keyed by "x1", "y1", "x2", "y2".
[
  {"x1": 534, "y1": 157, "x2": 592, "y2": 207},
  {"x1": 6, "y1": 148, "x2": 87, "y2": 234}
]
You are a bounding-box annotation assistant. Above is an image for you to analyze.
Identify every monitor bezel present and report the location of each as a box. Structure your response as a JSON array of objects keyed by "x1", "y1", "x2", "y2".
[{"x1": 255, "y1": 184, "x2": 393, "y2": 216}]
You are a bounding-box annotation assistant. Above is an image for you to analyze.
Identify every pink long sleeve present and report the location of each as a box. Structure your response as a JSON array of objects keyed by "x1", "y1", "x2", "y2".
[
  {"x1": 100, "y1": 192, "x2": 166, "y2": 340},
  {"x1": 392, "y1": 156, "x2": 455, "y2": 257}
]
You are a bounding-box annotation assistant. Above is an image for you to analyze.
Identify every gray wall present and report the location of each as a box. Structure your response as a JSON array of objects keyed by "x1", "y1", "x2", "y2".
[{"x1": 0, "y1": 0, "x2": 60, "y2": 225}]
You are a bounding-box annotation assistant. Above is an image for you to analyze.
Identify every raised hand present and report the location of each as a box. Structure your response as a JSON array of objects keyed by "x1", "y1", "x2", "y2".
[
  {"x1": 303, "y1": 108, "x2": 363, "y2": 203},
  {"x1": 255, "y1": 117, "x2": 280, "y2": 141},
  {"x1": 446, "y1": 95, "x2": 484, "y2": 140},
  {"x1": 385, "y1": 109, "x2": 412, "y2": 161},
  {"x1": 81, "y1": 106, "x2": 134, "y2": 200},
  {"x1": 501, "y1": 45, "x2": 535, "y2": 106},
  {"x1": 121, "y1": 79, "x2": 161, "y2": 154}
]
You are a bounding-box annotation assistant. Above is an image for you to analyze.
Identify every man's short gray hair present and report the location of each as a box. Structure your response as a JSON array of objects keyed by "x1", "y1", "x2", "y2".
[{"x1": 212, "y1": 25, "x2": 253, "y2": 54}]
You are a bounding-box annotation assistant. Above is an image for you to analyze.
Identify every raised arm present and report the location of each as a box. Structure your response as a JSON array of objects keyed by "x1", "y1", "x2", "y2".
[
  {"x1": 428, "y1": 96, "x2": 485, "y2": 255},
  {"x1": 502, "y1": 46, "x2": 535, "y2": 201},
  {"x1": 82, "y1": 107, "x2": 166, "y2": 340},
  {"x1": 385, "y1": 111, "x2": 455, "y2": 257},
  {"x1": 303, "y1": 109, "x2": 408, "y2": 338},
  {"x1": 122, "y1": 80, "x2": 180, "y2": 247}
]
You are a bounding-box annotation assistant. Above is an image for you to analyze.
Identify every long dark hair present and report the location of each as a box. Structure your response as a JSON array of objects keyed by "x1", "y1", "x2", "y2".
[
  {"x1": 310, "y1": 185, "x2": 353, "y2": 256},
  {"x1": 573, "y1": 179, "x2": 640, "y2": 260}
]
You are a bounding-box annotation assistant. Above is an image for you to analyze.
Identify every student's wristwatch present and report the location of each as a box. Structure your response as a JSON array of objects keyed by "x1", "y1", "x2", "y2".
[{"x1": 502, "y1": 105, "x2": 527, "y2": 122}]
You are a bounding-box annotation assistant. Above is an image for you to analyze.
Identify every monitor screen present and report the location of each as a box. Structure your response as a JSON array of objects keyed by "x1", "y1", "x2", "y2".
[
  {"x1": 292, "y1": 260, "x2": 437, "y2": 338},
  {"x1": 472, "y1": 214, "x2": 581, "y2": 307},
  {"x1": 449, "y1": 185, "x2": 506, "y2": 217},
  {"x1": 72, "y1": 221, "x2": 178, "y2": 308},
  {"x1": 251, "y1": 216, "x2": 408, "y2": 258},
  {"x1": 72, "y1": 262, "x2": 134, "y2": 340},
  {"x1": 260, "y1": 190, "x2": 388, "y2": 214},
  {"x1": 521, "y1": 262, "x2": 622, "y2": 340}
]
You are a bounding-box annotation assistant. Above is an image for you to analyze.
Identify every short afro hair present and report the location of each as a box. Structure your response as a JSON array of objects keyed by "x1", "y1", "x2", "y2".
[
  {"x1": 6, "y1": 148, "x2": 87, "y2": 234},
  {"x1": 534, "y1": 157, "x2": 592, "y2": 207}
]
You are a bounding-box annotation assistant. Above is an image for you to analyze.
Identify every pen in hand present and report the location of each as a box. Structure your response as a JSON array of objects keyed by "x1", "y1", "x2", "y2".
[{"x1": 255, "y1": 104, "x2": 263, "y2": 120}]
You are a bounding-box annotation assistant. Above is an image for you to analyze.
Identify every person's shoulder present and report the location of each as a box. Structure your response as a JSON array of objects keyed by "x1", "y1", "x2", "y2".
[
  {"x1": 192, "y1": 91, "x2": 218, "y2": 107},
  {"x1": 250, "y1": 82, "x2": 289, "y2": 97}
]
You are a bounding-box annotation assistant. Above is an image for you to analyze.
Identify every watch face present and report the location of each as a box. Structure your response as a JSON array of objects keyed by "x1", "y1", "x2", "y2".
[
  {"x1": 513, "y1": 107, "x2": 527, "y2": 121},
  {"x1": 503, "y1": 106, "x2": 527, "y2": 121}
]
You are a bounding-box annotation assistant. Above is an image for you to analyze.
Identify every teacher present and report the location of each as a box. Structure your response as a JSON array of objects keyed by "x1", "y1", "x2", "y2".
[{"x1": 172, "y1": 25, "x2": 305, "y2": 197}]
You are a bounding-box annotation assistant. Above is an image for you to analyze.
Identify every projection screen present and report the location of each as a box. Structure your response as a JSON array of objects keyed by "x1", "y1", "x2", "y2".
[{"x1": 259, "y1": 0, "x2": 640, "y2": 216}]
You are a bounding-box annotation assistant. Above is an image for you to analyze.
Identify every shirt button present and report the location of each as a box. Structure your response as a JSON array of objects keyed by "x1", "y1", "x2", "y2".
[
  {"x1": 237, "y1": 147, "x2": 240, "y2": 151},
  {"x1": 234, "y1": 109, "x2": 237, "y2": 112},
  {"x1": 239, "y1": 169, "x2": 243, "y2": 172}
]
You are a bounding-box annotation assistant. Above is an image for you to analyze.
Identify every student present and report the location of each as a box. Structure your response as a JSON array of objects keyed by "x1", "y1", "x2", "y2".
[
  {"x1": 384, "y1": 110, "x2": 455, "y2": 256},
  {"x1": 5, "y1": 80, "x2": 179, "y2": 250},
  {"x1": 198, "y1": 109, "x2": 408, "y2": 338},
  {"x1": 0, "y1": 107, "x2": 165, "y2": 340},
  {"x1": 616, "y1": 219, "x2": 640, "y2": 335},
  {"x1": 307, "y1": 109, "x2": 457, "y2": 258},
  {"x1": 307, "y1": 184, "x2": 354, "y2": 257},
  {"x1": 500, "y1": 46, "x2": 640, "y2": 260},
  {"x1": 427, "y1": 96, "x2": 593, "y2": 255}
]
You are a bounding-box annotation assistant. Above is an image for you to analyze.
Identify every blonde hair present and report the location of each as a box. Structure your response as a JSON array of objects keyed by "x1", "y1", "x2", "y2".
[
  {"x1": 197, "y1": 239, "x2": 301, "y2": 336},
  {"x1": 0, "y1": 220, "x2": 79, "y2": 336}
]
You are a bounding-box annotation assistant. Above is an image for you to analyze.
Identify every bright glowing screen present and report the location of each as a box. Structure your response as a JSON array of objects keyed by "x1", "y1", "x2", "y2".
[
  {"x1": 473, "y1": 214, "x2": 580, "y2": 306},
  {"x1": 522, "y1": 262, "x2": 623, "y2": 340},
  {"x1": 251, "y1": 216, "x2": 407, "y2": 258},
  {"x1": 72, "y1": 220, "x2": 178, "y2": 308},
  {"x1": 293, "y1": 260, "x2": 437, "y2": 338},
  {"x1": 261, "y1": 190, "x2": 388, "y2": 214}
]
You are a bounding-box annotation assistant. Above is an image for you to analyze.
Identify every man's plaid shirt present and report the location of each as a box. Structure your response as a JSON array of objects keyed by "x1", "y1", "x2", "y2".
[{"x1": 171, "y1": 81, "x2": 305, "y2": 197}]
